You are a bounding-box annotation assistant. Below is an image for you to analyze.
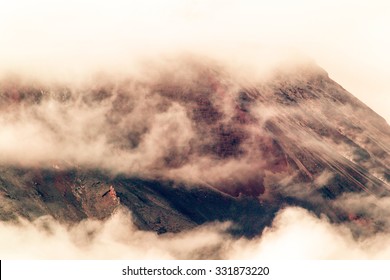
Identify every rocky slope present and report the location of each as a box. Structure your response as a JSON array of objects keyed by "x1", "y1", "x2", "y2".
[{"x1": 0, "y1": 60, "x2": 389, "y2": 237}]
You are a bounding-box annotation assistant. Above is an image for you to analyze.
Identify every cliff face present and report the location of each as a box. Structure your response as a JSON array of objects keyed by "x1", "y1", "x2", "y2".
[{"x1": 0, "y1": 60, "x2": 389, "y2": 237}]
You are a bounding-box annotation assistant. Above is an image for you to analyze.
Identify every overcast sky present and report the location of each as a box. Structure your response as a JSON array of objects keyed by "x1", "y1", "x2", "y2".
[{"x1": 0, "y1": 0, "x2": 389, "y2": 122}]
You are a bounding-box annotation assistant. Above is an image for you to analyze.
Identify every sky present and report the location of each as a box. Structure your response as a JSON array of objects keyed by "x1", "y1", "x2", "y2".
[{"x1": 0, "y1": 0, "x2": 389, "y2": 122}]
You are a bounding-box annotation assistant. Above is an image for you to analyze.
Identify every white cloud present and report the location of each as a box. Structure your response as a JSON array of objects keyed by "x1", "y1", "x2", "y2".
[
  {"x1": 2, "y1": 206, "x2": 390, "y2": 259},
  {"x1": 0, "y1": 0, "x2": 388, "y2": 121}
]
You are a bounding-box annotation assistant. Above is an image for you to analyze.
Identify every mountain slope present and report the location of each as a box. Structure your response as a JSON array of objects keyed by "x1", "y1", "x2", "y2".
[{"x1": 0, "y1": 60, "x2": 389, "y2": 238}]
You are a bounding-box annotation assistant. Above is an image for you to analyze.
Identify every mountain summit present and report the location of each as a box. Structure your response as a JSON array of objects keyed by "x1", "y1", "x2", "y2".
[{"x1": 0, "y1": 59, "x2": 389, "y2": 238}]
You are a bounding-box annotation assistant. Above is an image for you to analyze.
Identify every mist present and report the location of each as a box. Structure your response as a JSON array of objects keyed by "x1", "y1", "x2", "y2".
[
  {"x1": 2, "y1": 206, "x2": 390, "y2": 259},
  {"x1": 0, "y1": 0, "x2": 389, "y2": 260},
  {"x1": 0, "y1": 0, "x2": 389, "y2": 121}
]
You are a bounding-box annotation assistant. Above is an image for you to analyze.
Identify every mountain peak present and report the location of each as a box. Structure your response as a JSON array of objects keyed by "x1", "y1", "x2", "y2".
[{"x1": 0, "y1": 57, "x2": 389, "y2": 240}]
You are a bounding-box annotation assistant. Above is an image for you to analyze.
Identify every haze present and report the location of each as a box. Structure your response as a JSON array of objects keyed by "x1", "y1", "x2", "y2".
[
  {"x1": 0, "y1": 0, "x2": 388, "y2": 122},
  {"x1": 1, "y1": 0, "x2": 390, "y2": 260}
]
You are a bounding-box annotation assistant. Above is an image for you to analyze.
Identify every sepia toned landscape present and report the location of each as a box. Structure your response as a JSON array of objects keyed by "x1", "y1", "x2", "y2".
[{"x1": 0, "y1": 0, "x2": 389, "y2": 259}]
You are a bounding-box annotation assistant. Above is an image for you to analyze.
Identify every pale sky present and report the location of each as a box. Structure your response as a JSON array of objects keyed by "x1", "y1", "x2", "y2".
[{"x1": 0, "y1": 0, "x2": 389, "y2": 122}]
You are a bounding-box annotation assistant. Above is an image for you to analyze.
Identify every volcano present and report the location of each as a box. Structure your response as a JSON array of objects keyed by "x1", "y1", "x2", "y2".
[{"x1": 0, "y1": 58, "x2": 389, "y2": 240}]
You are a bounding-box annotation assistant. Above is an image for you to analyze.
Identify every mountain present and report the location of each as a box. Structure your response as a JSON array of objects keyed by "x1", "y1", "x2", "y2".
[{"x1": 0, "y1": 59, "x2": 389, "y2": 238}]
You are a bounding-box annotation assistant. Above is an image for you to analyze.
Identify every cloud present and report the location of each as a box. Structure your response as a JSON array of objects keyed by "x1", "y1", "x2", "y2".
[
  {"x1": 0, "y1": 0, "x2": 389, "y2": 260},
  {"x1": 0, "y1": 57, "x2": 285, "y2": 189},
  {"x1": 0, "y1": 54, "x2": 387, "y2": 197},
  {"x1": 229, "y1": 206, "x2": 390, "y2": 259},
  {"x1": 2, "y1": 206, "x2": 390, "y2": 259},
  {"x1": 0, "y1": 207, "x2": 230, "y2": 259},
  {"x1": 0, "y1": 0, "x2": 388, "y2": 121}
]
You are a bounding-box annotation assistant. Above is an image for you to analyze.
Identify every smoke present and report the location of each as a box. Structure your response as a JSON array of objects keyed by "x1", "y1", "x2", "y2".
[{"x1": 1, "y1": 206, "x2": 390, "y2": 259}]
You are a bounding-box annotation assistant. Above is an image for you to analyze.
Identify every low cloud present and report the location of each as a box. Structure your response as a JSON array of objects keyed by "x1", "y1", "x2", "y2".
[
  {"x1": 2, "y1": 206, "x2": 390, "y2": 259},
  {"x1": 230, "y1": 206, "x2": 390, "y2": 259},
  {"x1": 0, "y1": 57, "x2": 287, "y2": 191}
]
